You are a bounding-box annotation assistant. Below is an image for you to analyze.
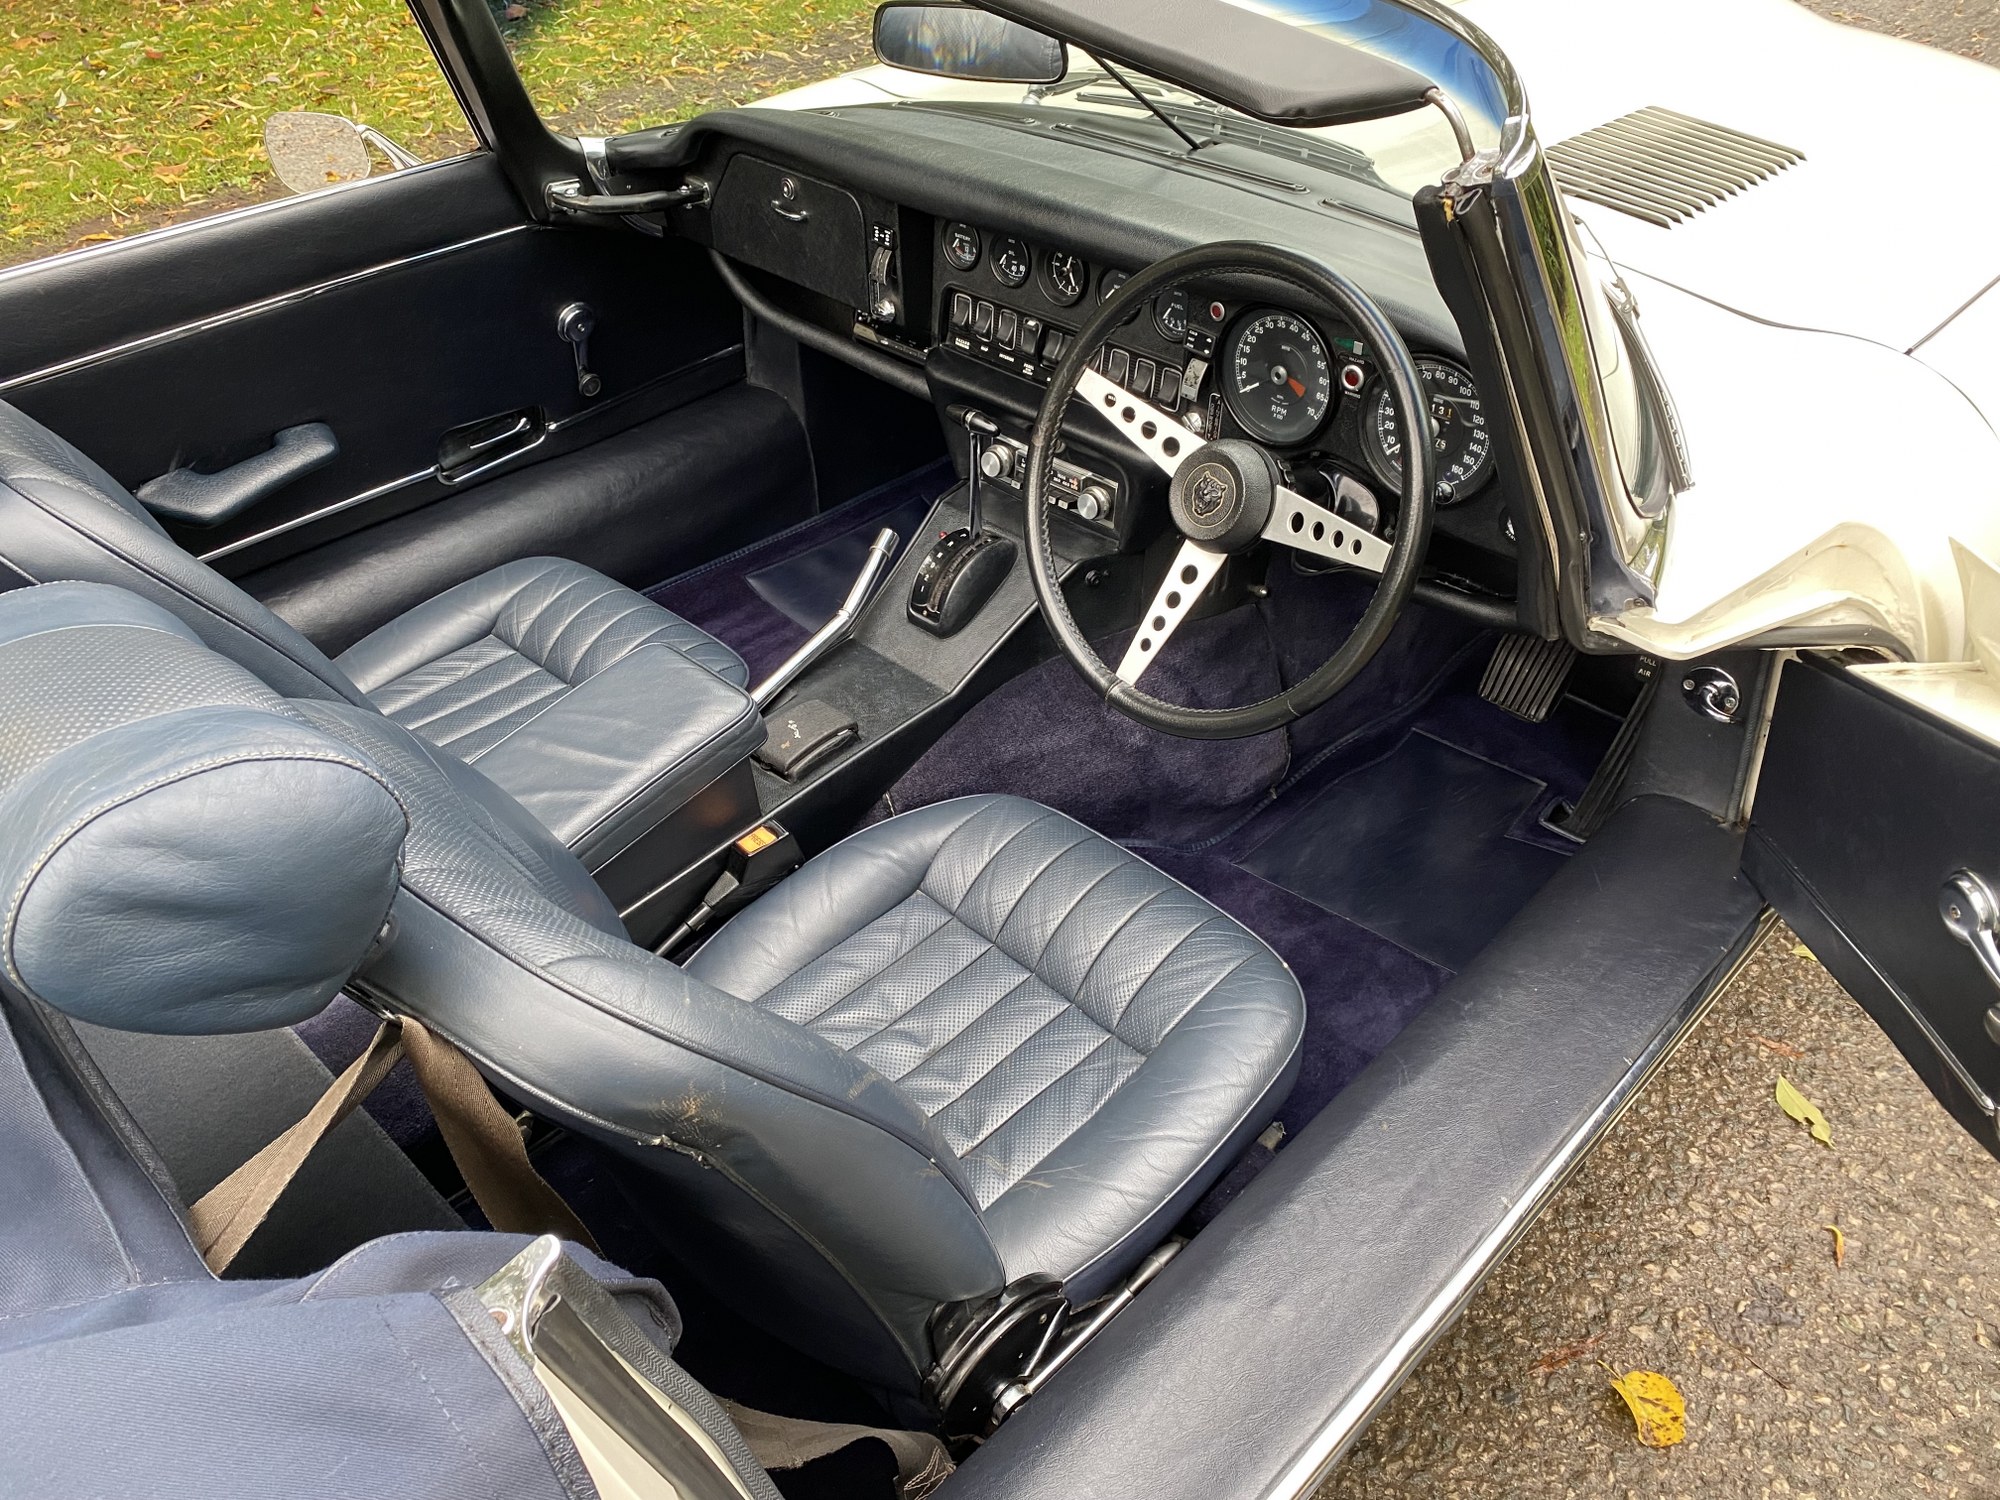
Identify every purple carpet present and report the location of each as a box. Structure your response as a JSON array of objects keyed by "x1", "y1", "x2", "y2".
[{"x1": 647, "y1": 460, "x2": 954, "y2": 683}]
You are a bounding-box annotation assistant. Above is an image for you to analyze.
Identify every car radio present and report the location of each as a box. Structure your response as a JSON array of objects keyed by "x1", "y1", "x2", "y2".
[{"x1": 974, "y1": 433, "x2": 1120, "y2": 529}]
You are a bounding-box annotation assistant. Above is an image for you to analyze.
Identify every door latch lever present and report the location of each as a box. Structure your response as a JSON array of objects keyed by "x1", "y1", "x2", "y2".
[
  {"x1": 556, "y1": 302, "x2": 602, "y2": 398},
  {"x1": 1939, "y1": 870, "x2": 2000, "y2": 1046}
]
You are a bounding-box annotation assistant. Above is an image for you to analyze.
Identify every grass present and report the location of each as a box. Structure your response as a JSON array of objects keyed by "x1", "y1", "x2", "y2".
[{"x1": 0, "y1": 0, "x2": 876, "y2": 268}]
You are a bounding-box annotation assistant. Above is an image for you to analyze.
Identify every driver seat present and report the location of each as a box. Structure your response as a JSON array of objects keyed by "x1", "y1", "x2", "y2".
[{"x1": 0, "y1": 581, "x2": 1305, "y2": 1395}]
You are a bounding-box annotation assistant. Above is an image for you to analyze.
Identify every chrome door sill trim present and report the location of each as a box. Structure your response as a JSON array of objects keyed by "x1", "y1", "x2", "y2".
[
  {"x1": 0, "y1": 222, "x2": 531, "y2": 394},
  {"x1": 1260, "y1": 904, "x2": 1779, "y2": 1500},
  {"x1": 198, "y1": 465, "x2": 439, "y2": 563}
]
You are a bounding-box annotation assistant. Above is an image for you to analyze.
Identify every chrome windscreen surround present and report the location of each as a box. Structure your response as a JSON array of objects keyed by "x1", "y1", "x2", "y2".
[{"x1": 1389, "y1": 0, "x2": 1675, "y2": 637}]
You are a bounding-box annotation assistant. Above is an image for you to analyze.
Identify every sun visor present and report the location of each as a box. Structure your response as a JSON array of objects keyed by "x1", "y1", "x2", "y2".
[{"x1": 981, "y1": 0, "x2": 1435, "y2": 127}]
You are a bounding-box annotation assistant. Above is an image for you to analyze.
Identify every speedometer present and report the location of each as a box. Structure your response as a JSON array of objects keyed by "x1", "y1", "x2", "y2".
[
  {"x1": 1223, "y1": 310, "x2": 1334, "y2": 446},
  {"x1": 1361, "y1": 356, "x2": 1494, "y2": 505}
]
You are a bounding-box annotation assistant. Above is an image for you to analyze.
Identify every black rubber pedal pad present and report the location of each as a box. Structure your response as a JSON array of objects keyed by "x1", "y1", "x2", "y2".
[{"x1": 1478, "y1": 633, "x2": 1578, "y2": 722}]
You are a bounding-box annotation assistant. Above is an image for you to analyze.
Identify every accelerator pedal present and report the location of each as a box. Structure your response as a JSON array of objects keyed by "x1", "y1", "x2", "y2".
[
  {"x1": 1546, "y1": 664, "x2": 1659, "y2": 842},
  {"x1": 1478, "y1": 633, "x2": 1579, "y2": 722}
]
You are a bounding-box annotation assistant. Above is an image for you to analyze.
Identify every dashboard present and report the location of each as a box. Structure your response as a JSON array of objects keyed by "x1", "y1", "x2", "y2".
[
  {"x1": 929, "y1": 218, "x2": 1509, "y2": 557},
  {"x1": 689, "y1": 130, "x2": 1523, "y2": 585}
]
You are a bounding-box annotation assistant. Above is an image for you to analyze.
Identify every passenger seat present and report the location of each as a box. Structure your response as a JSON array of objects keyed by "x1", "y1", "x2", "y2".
[{"x1": 0, "y1": 401, "x2": 763, "y2": 919}]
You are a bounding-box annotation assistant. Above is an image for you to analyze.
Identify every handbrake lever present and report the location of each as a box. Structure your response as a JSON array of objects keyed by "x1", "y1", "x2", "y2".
[{"x1": 749, "y1": 527, "x2": 900, "y2": 709}]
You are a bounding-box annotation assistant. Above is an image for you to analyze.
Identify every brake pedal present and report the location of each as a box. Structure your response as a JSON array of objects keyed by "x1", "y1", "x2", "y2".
[{"x1": 1479, "y1": 633, "x2": 1578, "y2": 722}]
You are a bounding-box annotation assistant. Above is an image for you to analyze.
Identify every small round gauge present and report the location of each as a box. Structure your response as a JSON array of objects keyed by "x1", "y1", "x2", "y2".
[
  {"x1": 943, "y1": 222, "x2": 982, "y2": 272},
  {"x1": 1154, "y1": 289, "x2": 1190, "y2": 342},
  {"x1": 1222, "y1": 309, "x2": 1335, "y2": 447},
  {"x1": 1042, "y1": 249, "x2": 1087, "y2": 306},
  {"x1": 991, "y1": 237, "x2": 1031, "y2": 289},
  {"x1": 1099, "y1": 269, "x2": 1130, "y2": 303},
  {"x1": 1361, "y1": 356, "x2": 1495, "y2": 505}
]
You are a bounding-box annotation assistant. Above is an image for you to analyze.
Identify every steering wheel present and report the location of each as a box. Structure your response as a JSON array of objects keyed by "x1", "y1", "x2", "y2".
[{"x1": 1024, "y1": 241, "x2": 1436, "y2": 740}]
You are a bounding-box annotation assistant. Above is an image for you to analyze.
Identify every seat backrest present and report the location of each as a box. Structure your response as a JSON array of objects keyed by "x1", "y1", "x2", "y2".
[
  {"x1": 0, "y1": 580, "x2": 1007, "y2": 1392},
  {"x1": 0, "y1": 401, "x2": 366, "y2": 704}
]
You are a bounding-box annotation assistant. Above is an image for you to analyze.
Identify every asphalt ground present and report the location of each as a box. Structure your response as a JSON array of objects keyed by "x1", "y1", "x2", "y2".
[{"x1": 1318, "y1": 20, "x2": 1998, "y2": 1493}]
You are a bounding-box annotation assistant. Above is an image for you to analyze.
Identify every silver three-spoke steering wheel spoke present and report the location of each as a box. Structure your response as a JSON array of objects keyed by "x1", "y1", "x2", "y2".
[{"x1": 1076, "y1": 366, "x2": 1390, "y2": 687}]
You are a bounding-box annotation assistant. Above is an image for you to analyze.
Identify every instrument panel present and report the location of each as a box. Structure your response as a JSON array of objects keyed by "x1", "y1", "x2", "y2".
[{"x1": 934, "y1": 218, "x2": 1499, "y2": 512}]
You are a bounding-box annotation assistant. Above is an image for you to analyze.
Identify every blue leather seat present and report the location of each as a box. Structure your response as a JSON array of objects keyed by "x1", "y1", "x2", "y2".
[
  {"x1": 0, "y1": 402, "x2": 760, "y2": 873},
  {"x1": 0, "y1": 580, "x2": 1305, "y2": 1394}
]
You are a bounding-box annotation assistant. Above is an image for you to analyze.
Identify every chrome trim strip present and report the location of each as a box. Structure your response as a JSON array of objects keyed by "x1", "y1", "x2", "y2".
[
  {"x1": 197, "y1": 465, "x2": 438, "y2": 563},
  {"x1": 1259, "y1": 905, "x2": 1778, "y2": 1500},
  {"x1": 0, "y1": 153, "x2": 487, "y2": 292},
  {"x1": 0, "y1": 222, "x2": 531, "y2": 393}
]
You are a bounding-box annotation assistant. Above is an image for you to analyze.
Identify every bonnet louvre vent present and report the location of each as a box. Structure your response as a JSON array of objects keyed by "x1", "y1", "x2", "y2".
[{"x1": 1547, "y1": 106, "x2": 1804, "y2": 227}]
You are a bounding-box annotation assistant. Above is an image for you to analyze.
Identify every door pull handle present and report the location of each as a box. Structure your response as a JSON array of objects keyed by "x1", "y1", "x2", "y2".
[{"x1": 1939, "y1": 870, "x2": 2000, "y2": 1045}]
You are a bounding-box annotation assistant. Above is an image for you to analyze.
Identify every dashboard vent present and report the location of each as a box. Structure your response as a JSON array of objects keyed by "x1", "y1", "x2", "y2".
[{"x1": 1546, "y1": 106, "x2": 1804, "y2": 227}]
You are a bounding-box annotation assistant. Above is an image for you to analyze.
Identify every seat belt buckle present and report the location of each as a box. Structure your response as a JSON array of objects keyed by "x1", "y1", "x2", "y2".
[{"x1": 655, "y1": 823, "x2": 801, "y2": 958}]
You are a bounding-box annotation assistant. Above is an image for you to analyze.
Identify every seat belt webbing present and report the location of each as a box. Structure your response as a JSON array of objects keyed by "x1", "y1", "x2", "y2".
[
  {"x1": 719, "y1": 1400, "x2": 954, "y2": 1500},
  {"x1": 398, "y1": 1015, "x2": 598, "y2": 1254},
  {"x1": 189, "y1": 1016, "x2": 597, "y2": 1273}
]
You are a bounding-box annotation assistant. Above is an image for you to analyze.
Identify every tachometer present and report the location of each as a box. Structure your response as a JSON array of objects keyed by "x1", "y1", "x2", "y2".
[
  {"x1": 1223, "y1": 310, "x2": 1334, "y2": 447},
  {"x1": 1360, "y1": 356, "x2": 1494, "y2": 505}
]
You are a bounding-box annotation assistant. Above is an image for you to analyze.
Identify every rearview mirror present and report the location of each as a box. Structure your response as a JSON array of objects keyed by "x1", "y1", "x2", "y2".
[{"x1": 872, "y1": 3, "x2": 1067, "y2": 86}]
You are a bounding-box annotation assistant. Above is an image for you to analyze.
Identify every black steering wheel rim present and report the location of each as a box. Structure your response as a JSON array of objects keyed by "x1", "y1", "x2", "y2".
[{"x1": 1024, "y1": 240, "x2": 1436, "y2": 740}]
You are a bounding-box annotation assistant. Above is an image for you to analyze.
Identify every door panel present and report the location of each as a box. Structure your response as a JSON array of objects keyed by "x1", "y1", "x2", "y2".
[
  {"x1": 0, "y1": 151, "x2": 759, "y2": 591},
  {"x1": 245, "y1": 384, "x2": 813, "y2": 654},
  {"x1": 1746, "y1": 653, "x2": 2000, "y2": 1156}
]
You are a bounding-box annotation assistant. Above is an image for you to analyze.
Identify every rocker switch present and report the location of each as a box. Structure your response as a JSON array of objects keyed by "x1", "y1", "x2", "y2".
[{"x1": 556, "y1": 302, "x2": 602, "y2": 398}]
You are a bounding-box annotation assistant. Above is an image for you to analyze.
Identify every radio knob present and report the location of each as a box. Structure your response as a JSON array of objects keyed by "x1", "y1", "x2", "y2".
[
  {"x1": 978, "y1": 445, "x2": 1008, "y2": 480},
  {"x1": 1076, "y1": 485, "x2": 1110, "y2": 522}
]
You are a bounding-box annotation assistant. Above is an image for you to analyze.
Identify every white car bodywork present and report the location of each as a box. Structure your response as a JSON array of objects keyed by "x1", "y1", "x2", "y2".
[{"x1": 761, "y1": 0, "x2": 2000, "y2": 718}]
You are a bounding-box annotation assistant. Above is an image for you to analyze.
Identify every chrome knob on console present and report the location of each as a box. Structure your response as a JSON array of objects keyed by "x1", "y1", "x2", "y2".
[
  {"x1": 1075, "y1": 485, "x2": 1110, "y2": 522},
  {"x1": 978, "y1": 445, "x2": 1008, "y2": 480}
]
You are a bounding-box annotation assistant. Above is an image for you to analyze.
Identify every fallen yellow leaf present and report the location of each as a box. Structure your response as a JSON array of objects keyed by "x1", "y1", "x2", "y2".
[
  {"x1": 1775, "y1": 1075, "x2": 1832, "y2": 1147},
  {"x1": 1823, "y1": 1223, "x2": 1845, "y2": 1268},
  {"x1": 1790, "y1": 942, "x2": 1814, "y2": 959},
  {"x1": 1605, "y1": 1366, "x2": 1687, "y2": 1448}
]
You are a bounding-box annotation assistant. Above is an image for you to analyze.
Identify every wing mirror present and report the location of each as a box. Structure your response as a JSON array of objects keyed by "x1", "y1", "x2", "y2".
[
  {"x1": 262, "y1": 111, "x2": 421, "y2": 195},
  {"x1": 872, "y1": 2, "x2": 1067, "y2": 85}
]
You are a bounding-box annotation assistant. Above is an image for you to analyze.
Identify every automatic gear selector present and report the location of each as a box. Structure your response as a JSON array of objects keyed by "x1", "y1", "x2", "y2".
[{"x1": 910, "y1": 408, "x2": 1017, "y2": 637}]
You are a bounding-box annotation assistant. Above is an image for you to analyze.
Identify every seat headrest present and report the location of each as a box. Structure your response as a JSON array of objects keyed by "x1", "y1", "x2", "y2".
[{"x1": 0, "y1": 582, "x2": 408, "y2": 1033}]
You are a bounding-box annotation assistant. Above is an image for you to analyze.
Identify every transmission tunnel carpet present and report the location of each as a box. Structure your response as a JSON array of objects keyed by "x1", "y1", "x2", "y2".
[
  {"x1": 646, "y1": 459, "x2": 953, "y2": 683},
  {"x1": 880, "y1": 562, "x2": 1619, "y2": 1222}
]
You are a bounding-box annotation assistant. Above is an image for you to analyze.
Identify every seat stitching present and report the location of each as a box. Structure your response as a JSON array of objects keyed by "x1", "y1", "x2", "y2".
[
  {"x1": 1112, "y1": 945, "x2": 1259, "y2": 1051},
  {"x1": 368, "y1": 636, "x2": 521, "y2": 713},
  {"x1": 985, "y1": 828, "x2": 1102, "y2": 963},
  {"x1": 872, "y1": 954, "x2": 1049, "y2": 1091},
  {"x1": 1014, "y1": 853, "x2": 1127, "y2": 982},
  {"x1": 923, "y1": 811, "x2": 1051, "y2": 926},
  {"x1": 1107, "y1": 915, "x2": 1232, "y2": 1041},
  {"x1": 833, "y1": 919, "x2": 1008, "y2": 1059},
  {"x1": 387, "y1": 655, "x2": 562, "y2": 742},
  {"x1": 1068, "y1": 886, "x2": 1175, "y2": 1016},
  {"x1": 937, "y1": 808, "x2": 1076, "y2": 938},
  {"x1": 959, "y1": 1028, "x2": 1135, "y2": 1169},
  {"x1": 769, "y1": 894, "x2": 960, "y2": 1026},
  {"x1": 928, "y1": 993, "x2": 1092, "y2": 1129}
]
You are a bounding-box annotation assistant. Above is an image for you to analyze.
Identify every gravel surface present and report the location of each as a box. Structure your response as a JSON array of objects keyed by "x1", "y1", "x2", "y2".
[
  {"x1": 1321, "y1": 13, "x2": 1998, "y2": 1496},
  {"x1": 1322, "y1": 925, "x2": 2000, "y2": 1498}
]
